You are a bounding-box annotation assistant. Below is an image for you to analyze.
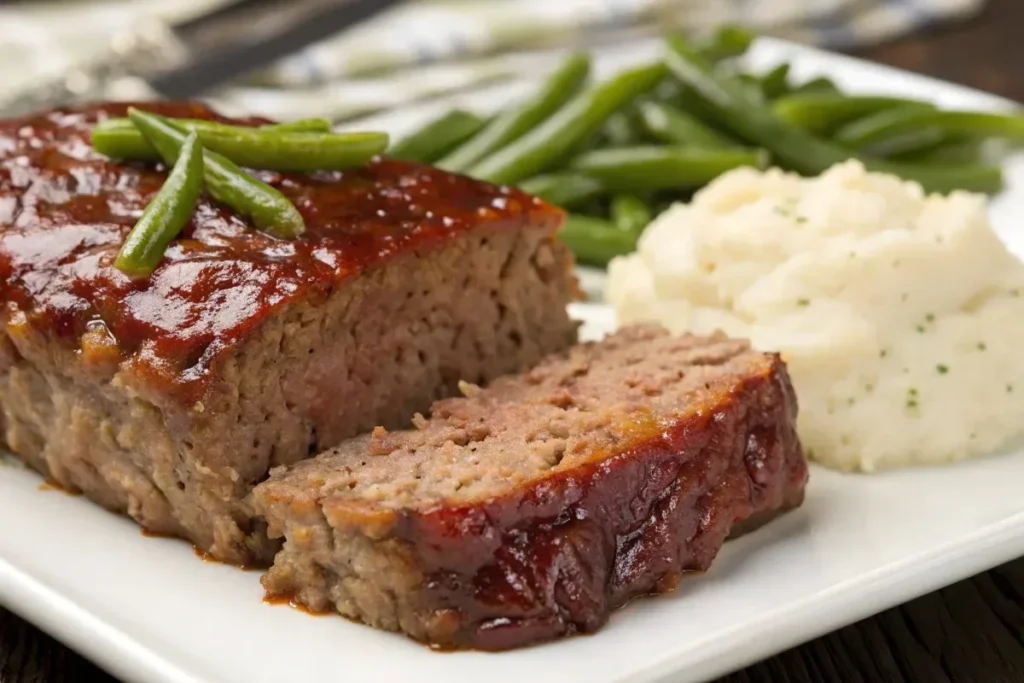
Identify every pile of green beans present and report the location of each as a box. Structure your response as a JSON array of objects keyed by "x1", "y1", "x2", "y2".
[
  {"x1": 93, "y1": 110, "x2": 389, "y2": 277},
  {"x1": 106, "y1": 26, "x2": 1022, "y2": 276},
  {"x1": 385, "y1": 25, "x2": 1017, "y2": 266}
]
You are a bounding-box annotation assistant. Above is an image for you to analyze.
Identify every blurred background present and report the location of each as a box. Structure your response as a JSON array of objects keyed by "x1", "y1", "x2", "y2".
[{"x1": 0, "y1": 0, "x2": 1017, "y2": 122}]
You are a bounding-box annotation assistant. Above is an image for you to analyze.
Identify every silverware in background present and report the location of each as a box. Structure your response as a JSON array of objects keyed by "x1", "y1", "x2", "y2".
[{"x1": 0, "y1": 0, "x2": 404, "y2": 116}]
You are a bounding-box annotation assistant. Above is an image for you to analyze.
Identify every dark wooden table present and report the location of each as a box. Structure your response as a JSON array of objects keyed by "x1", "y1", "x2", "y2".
[{"x1": 2, "y1": 1, "x2": 1024, "y2": 681}]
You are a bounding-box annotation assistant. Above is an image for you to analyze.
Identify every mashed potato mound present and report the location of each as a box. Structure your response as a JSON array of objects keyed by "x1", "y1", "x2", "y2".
[{"x1": 607, "y1": 160, "x2": 1024, "y2": 471}]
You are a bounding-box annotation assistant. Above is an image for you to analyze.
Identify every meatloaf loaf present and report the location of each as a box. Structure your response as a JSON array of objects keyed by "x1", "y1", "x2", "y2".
[
  {"x1": 255, "y1": 324, "x2": 809, "y2": 650},
  {"x1": 0, "y1": 102, "x2": 578, "y2": 565}
]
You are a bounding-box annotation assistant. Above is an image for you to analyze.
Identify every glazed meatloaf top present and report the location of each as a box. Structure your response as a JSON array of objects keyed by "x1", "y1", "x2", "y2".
[
  {"x1": 0, "y1": 102, "x2": 563, "y2": 405},
  {"x1": 255, "y1": 324, "x2": 807, "y2": 649},
  {"x1": 257, "y1": 324, "x2": 804, "y2": 534}
]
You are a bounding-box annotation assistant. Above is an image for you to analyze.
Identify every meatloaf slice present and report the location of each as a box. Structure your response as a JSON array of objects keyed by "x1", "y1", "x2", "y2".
[
  {"x1": 0, "y1": 102, "x2": 578, "y2": 565},
  {"x1": 255, "y1": 324, "x2": 809, "y2": 650}
]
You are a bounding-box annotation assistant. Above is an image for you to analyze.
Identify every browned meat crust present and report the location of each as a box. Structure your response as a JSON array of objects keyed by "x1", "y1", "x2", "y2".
[
  {"x1": 255, "y1": 325, "x2": 809, "y2": 650},
  {"x1": 0, "y1": 102, "x2": 578, "y2": 564}
]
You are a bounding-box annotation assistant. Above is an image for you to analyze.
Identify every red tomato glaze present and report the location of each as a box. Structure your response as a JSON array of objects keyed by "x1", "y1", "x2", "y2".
[{"x1": 0, "y1": 102, "x2": 561, "y2": 404}]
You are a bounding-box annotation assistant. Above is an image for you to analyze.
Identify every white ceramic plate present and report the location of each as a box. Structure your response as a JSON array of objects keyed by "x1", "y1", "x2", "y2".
[{"x1": 3, "y1": 37, "x2": 1024, "y2": 683}]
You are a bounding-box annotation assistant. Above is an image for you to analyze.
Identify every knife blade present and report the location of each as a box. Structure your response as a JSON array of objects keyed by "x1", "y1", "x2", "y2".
[
  {"x1": 0, "y1": 0, "x2": 404, "y2": 116},
  {"x1": 151, "y1": 0, "x2": 405, "y2": 99}
]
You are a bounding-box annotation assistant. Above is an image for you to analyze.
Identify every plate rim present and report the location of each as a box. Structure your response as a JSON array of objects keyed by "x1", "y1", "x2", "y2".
[{"x1": 3, "y1": 35, "x2": 1024, "y2": 683}]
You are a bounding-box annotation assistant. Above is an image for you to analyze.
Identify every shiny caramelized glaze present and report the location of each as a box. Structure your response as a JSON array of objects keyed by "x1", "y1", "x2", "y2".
[
  {"x1": 386, "y1": 370, "x2": 808, "y2": 650},
  {"x1": 0, "y1": 103, "x2": 560, "y2": 404},
  {"x1": 260, "y1": 359, "x2": 808, "y2": 650}
]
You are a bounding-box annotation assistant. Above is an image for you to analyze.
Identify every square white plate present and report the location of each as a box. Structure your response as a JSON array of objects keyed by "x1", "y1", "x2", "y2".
[{"x1": 3, "y1": 37, "x2": 1024, "y2": 683}]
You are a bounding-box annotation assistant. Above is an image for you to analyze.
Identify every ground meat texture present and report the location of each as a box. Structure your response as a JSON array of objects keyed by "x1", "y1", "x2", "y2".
[
  {"x1": 255, "y1": 325, "x2": 809, "y2": 650},
  {"x1": 0, "y1": 102, "x2": 578, "y2": 565}
]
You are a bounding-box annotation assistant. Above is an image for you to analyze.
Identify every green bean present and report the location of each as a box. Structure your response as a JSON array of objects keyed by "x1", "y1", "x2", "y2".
[
  {"x1": 698, "y1": 24, "x2": 757, "y2": 62},
  {"x1": 558, "y1": 214, "x2": 639, "y2": 267},
  {"x1": 871, "y1": 129, "x2": 953, "y2": 158},
  {"x1": 771, "y1": 94, "x2": 934, "y2": 135},
  {"x1": 92, "y1": 120, "x2": 156, "y2": 159},
  {"x1": 600, "y1": 111, "x2": 646, "y2": 147},
  {"x1": 665, "y1": 35, "x2": 848, "y2": 173},
  {"x1": 663, "y1": 35, "x2": 1003, "y2": 194},
  {"x1": 571, "y1": 146, "x2": 769, "y2": 192},
  {"x1": 760, "y1": 63, "x2": 792, "y2": 100},
  {"x1": 92, "y1": 116, "x2": 333, "y2": 161},
  {"x1": 637, "y1": 100, "x2": 737, "y2": 148},
  {"x1": 610, "y1": 195, "x2": 652, "y2": 235},
  {"x1": 388, "y1": 110, "x2": 487, "y2": 163},
  {"x1": 652, "y1": 79, "x2": 686, "y2": 107},
  {"x1": 881, "y1": 163, "x2": 1004, "y2": 194},
  {"x1": 518, "y1": 173, "x2": 606, "y2": 209},
  {"x1": 114, "y1": 132, "x2": 204, "y2": 278},
  {"x1": 186, "y1": 128, "x2": 388, "y2": 171},
  {"x1": 438, "y1": 52, "x2": 590, "y2": 172},
  {"x1": 790, "y1": 76, "x2": 841, "y2": 96},
  {"x1": 836, "y1": 108, "x2": 1024, "y2": 153},
  {"x1": 471, "y1": 62, "x2": 668, "y2": 186},
  {"x1": 838, "y1": 107, "x2": 955, "y2": 158},
  {"x1": 653, "y1": 30, "x2": 763, "y2": 119},
  {"x1": 650, "y1": 26, "x2": 755, "y2": 114},
  {"x1": 734, "y1": 73, "x2": 767, "y2": 104},
  {"x1": 127, "y1": 109, "x2": 305, "y2": 238},
  {"x1": 894, "y1": 138, "x2": 987, "y2": 165},
  {"x1": 262, "y1": 117, "x2": 333, "y2": 132},
  {"x1": 93, "y1": 116, "x2": 383, "y2": 171}
]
